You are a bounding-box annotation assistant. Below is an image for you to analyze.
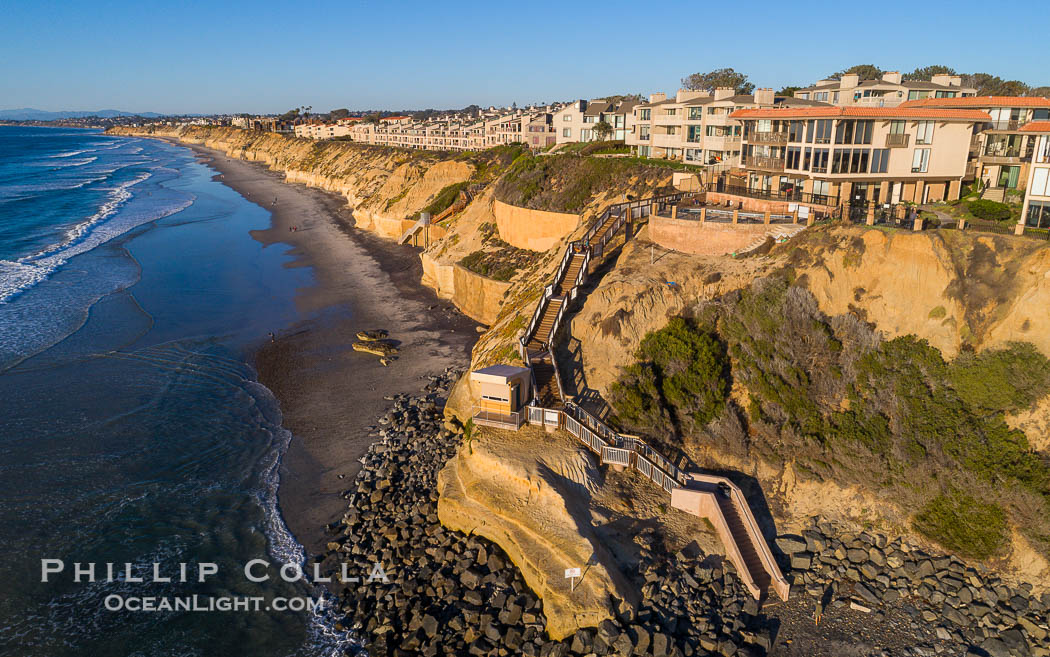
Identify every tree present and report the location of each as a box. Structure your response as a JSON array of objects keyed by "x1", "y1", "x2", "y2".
[
  {"x1": 278, "y1": 108, "x2": 300, "y2": 121},
  {"x1": 905, "y1": 65, "x2": 957, "y2": 81},
  {"x1": 681, "y1": 68, "x2": 754, "y2": 95},
  {"x1": 962, "y1": 73, "x2": 1030, "y2": 96},
  {"x1": 330, "y1": 108, "x2": 350, "y2": 119},
  {"x1": 593, "y1": 120, "x2": 613, "y2": 141},
  {"x1": 1029, "y1": 86, "x2": 1050, "y2": 98},
  {"x1": 830, "y1": 64, "x2": 883, "y2": 81},
  {"x1": 776, "y1": 85, "x2": 802, "y2": 97}
]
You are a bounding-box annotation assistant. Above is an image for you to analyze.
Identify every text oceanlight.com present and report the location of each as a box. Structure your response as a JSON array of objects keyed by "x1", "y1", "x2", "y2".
[{"x1": 104, "y1": 595, "x2": 325, "y2": 612}]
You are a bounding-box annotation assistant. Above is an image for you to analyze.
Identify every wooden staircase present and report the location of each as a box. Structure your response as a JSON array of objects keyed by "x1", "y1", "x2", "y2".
[
  {"x1": 526, "y1": 297, "x2": 563, "y2": 353},
  {"x1": 531, "y1": 357, "x2": 560, "y2": 407},
  {"x1": 591, "y1": 211, "x2": 621, "y2": 244},
  {"x1": 554, "y1": 253, "x2": 586, "y2": 296}
]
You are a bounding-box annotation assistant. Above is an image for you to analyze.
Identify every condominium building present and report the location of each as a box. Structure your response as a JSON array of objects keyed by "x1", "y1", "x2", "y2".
[
  {"x1": 485, "y1": 110, "x2": 556, "y2": 149},
  {"x1": 898, "y1": 96, "x2": 1050, "y2": 194},
  {"x1": 552, "y1": 98, "x2": 639, "y2": 143},
  {"x1": 1021, "y1": 122, "x2": 1050, "y2": 228},
  {"x1": 625, "y1": 88, "x2": 829, "y2": 166},
  {"x1": 729, "y1": 106, "x2": 991, "y2": 207},
  {"x1": 293, "y1": 122, "x2": 353, "y2": 139},
  {"x1": 794, "y1": 72, "x2": 977, "y2": 108}
]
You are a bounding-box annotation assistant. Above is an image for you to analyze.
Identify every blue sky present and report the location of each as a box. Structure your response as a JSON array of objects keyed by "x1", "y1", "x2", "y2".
[{"x1": 2, "y1": 0, "x2": 1049, "y2": 115}]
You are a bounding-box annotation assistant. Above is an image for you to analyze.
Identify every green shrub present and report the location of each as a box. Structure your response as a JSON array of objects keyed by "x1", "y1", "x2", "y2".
[
  {"x1": 948, "y1": 342, "x2": 1050, "y2": 414},
  {"x1": 912, "y1": 491, "x2": 1009, "y2": 560},
  {"x1": 968, "y1": 199, "x2": 1012, "y2": 222},
  {"x1": 422, "y1": 182, "x2": 469, "y2": 217},
  {"x1": 609, "y1": 317, "x2": 729, "y2": 434}
]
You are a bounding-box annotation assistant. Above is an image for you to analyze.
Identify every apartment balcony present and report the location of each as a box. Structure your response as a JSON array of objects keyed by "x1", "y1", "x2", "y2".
[
  {"x1": 749, "y1": 131, "x2": 789, "y2": 144},
  {"x1": 885, "y1": 133, "x2": 910, "y2": 148},
  {"x1": 988, "y1": 120, "x2": 1027, "y2": 132},
  {"x1": 743, "y1": 155, "x2": 785, "y2": 171},
  {"x1": 982, "y1": 148, "x2": 1022, "y2": 164},
  {"x1": 651, "y1": 133, "x2": 683, "y2": 149}
]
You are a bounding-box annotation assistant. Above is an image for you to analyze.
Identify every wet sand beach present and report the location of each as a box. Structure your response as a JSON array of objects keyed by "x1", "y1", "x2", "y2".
[{"x1": 177, "y1": 141, "x2": 478, "y2": 553}]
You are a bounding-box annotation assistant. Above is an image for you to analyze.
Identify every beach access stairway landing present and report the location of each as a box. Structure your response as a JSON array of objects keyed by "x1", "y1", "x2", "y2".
[{"x1": 514, "y1": 189, "x2": 791, "y2": 603}]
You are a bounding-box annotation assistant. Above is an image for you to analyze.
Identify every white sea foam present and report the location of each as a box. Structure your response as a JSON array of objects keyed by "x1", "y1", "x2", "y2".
[
  {"x1": 0, "y1": 172, "x2": 193, "y2": 303},
  {"x1": 27, "y1": 155, "x2": 97, "y2": 169},
  {"x1": 48, "y1": 149, "x2": 90, "y2": 158}
]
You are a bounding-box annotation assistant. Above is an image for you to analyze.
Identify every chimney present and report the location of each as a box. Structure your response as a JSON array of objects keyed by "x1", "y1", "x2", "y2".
[
  {"x1": 676, "y1": 89, "x2": 710, "y2": 103},
  {"x1": 930, "y1": 74, "x2": 962, "y2": 87},
  {"x1": 840, "y1": 74, "x2": 860, "y2": 89},
  {"x1": 648, "y1": 92, "x2": 667, "y2": 104},
  {"x1": 753, "y1": 88, "x2": 775, "y2": 106},
  {"x1": 714, "y1": 87, "x2": 735, "y2": 101},
  {"x1": 881, "y1": 71, "x2": 902, "y2": 84}
]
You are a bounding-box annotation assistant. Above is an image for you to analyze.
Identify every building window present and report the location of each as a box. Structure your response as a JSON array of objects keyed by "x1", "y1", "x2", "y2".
[
  {"x1": 687, "y1": 126, "x2": 703, "y2": 142},
  {"x1": 807, "y1": 119, "x2": 832, "y2": 144},
  {"x1": 1026, "y1": 201, "x2": 1050, "y2": 228},
  {"x1": 912, "y1": 148, "x2": 930, "y2": 173},
  {"x1": 889, "y1": 120, "x2": 906, "y2": 135},
  {"x1": 583, "y1": 115, "x2": 595, "y2": 123},
  {"x1": 638, "y1": 109, "x2": 651, "y2": 120},
  {"x1": 562, "y1": 128, "x2": 571, "y2": 137},
  {"x1": 1030, "y1": 166, "x2": 1049, "y2": 196},
  {"x1": 834, "y1": 120, "x2": 873, "y2": 145},
  {"x1": 789, "y1": 121, "x2": 804, "y2": 142},
  {"x1": 1038, "y1": 137, "x2": 1050, "y2": 164},
  {"x1": 638, "y1": 145, "x2": 651, "y2": 157},
  {"x1": 563, "y1": 114, "x2": 572, "y2": 121},
  {"x1": 665, "y1": 108, "x2": 677, "y2": 116},
  {"x1": 870, "y1": 148, "x2": 890, "y2": 173},
  {"x1": 786, "y1": 146, "x2": 801, "y2": 170},
  {"x1": 803, "y1": 147, "x2": 812, "y2": 171},
  {"x1": 688, "y1": 107, "x2": 703, "y2": 120},
  {"x1": 639, "y1": 125, "x2": 651, "y2": 140},
  {"x1": 915, "y1": 121, "x2": 934, "y2": 145},
  {"x1": 811, "y1": 148, "x2": 829, "y2": 173}
]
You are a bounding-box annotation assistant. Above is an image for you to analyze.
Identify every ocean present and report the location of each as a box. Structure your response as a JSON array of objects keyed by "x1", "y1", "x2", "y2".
[{"x1": 0, "y1": 126, "x2": 354, "y2": 656}]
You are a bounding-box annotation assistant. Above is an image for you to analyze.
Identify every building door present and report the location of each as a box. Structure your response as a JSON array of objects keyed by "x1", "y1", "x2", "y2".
[
  {"x1": 891, "y1": 182, "x2": 902, "y2": 204},
  {"x1": 998, "y1": 166, "x2": 1020, "y2": 189}
]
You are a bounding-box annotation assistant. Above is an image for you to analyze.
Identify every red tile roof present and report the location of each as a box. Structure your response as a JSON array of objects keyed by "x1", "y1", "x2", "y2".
[
  {"x1": 1020, "y1": 121, "x2": 1050, "y2": 133},
  {"x1": 729, "y1": 107, "x2": 991, "y2": 120},
  {"x1": 899, "y1": 96, "x2": 1050, "y2": 109}
]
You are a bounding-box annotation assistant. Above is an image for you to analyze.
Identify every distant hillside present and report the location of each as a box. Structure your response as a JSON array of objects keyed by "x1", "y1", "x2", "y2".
[{"x1": 0, "y1": 108, "x2": 165, "y2": 120}]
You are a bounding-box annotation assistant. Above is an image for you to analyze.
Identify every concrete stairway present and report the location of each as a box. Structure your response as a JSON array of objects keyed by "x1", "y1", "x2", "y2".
[
  {"x1": 982, "y1": 186, "x2": 1007, "y2": 202},
  {"x1": 717, "y1": 496, "x2": 772, "y2": 592},
  {"x1": 671, "y1": 473, "x2": 789, "y2": 601}
]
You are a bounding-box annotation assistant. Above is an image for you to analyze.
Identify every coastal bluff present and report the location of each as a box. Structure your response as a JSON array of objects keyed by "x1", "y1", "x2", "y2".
[{"x1": 105, "y1": 126, "x2": 535, "y2": 325}]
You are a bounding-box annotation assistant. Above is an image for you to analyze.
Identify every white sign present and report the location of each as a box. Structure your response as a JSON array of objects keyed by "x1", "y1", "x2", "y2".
[
  {"x1": 798, "y1": 206, "x2": 810, "y2": 219},
  {"x1": 564, "y1": 568, "x2": 581, "y2": 578}
]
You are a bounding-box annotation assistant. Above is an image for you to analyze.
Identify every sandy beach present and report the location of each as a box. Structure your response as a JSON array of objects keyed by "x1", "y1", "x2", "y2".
[{"x1": 177, "y1": 141, "x2": 478, "y2": 553}]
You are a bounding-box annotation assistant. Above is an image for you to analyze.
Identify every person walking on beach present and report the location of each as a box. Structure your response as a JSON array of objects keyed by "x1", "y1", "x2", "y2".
[{"x1": 268, "y1": 332, "x2": 275, "y2": 343}]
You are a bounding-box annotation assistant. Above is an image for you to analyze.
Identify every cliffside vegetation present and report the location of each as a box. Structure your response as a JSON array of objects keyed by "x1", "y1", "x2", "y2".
[
  {"x1": 608, "y1": 275, "x2": 1050, "y2": 561},
  {"x1": 493, "y1": 151, "x2": 676, "y2": 213}
]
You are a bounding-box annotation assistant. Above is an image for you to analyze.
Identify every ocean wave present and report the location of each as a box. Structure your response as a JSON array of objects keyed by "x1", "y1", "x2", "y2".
[
  {"x1": 245, "y1": 379, "x2": 359, "y2": 657},
  {"x1": 0, "y1": 174, "x2": 194, "y2": 304},
  {"x1": 27, "y1": 155, "x2": 98, "y2": 169},
  {"x1": 48, "y1": 149, "x2": 91, "y2": 158}
]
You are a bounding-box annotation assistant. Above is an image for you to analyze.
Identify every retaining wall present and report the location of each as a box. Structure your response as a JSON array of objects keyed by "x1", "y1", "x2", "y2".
[{"x1": 493, "y1": 199, "x2": 580, "y2": 252}]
